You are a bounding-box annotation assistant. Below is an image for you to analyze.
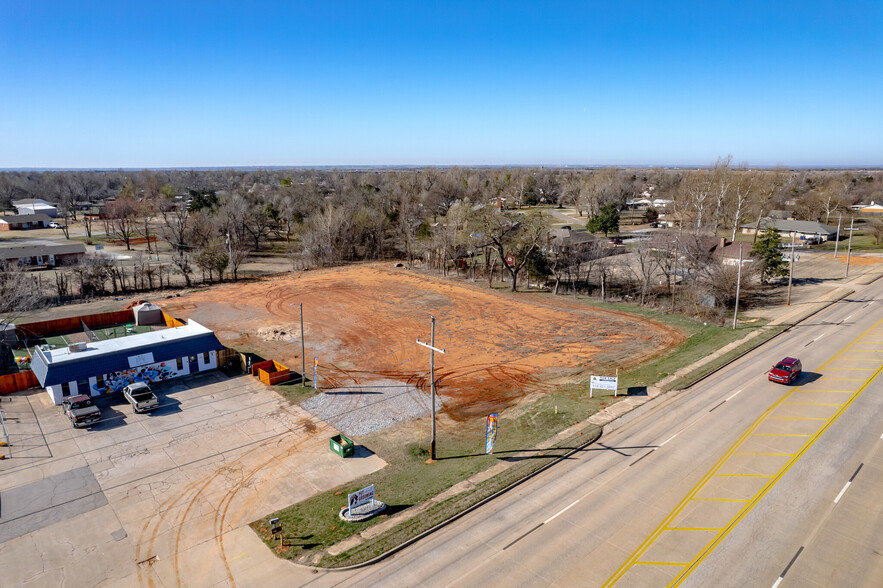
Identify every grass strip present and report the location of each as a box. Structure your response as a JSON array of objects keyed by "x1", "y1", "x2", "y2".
[{"x1": 250, "y1": 302, "x2": 770, "y2": 567}]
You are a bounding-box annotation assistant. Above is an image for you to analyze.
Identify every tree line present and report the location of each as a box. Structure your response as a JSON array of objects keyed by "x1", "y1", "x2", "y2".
[{"x1": 1, "y1": 163, "x2": 881, "y2": 321}]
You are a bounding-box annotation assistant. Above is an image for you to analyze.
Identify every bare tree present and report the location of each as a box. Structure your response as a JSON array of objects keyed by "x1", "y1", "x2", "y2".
[
  {"x1": 0, "y1": 263, "x2": 46, "y2": 319},
  {"x1": 476, "y1": 209, "x2": 548, "y2": 292}
]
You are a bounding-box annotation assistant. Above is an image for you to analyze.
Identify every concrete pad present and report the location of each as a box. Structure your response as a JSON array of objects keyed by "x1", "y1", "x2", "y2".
[
  {"x1": 0, "y1": 371, "x2": 388, "y2": 587},
  {"x1": 0, "y1": 466, "x2": 107, "y2": 543}
]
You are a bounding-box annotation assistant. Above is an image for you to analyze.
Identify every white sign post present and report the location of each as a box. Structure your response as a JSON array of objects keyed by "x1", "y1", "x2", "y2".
[{"x1": 590, "y1": 375, "x2": 618, "y2": 398}]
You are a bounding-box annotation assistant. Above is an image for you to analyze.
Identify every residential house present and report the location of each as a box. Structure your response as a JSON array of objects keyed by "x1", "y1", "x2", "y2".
[
  {"x1": 740, "y1": 219, "x2": 838, "y2": 242},
  {"x1": 0, "y1": 213, "x2": 52, "y2": 230},
  {"x1": 0, "y1": 243, "x2": 87, "y2": 267}
]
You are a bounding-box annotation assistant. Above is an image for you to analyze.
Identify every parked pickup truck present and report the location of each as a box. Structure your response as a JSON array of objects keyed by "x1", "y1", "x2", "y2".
[
  {"x1": 123, "y1": 382, "x2": 159, "y2": 413},
  {"x1": 62, "y1": 395, "x2": 101, "y2": 428}
]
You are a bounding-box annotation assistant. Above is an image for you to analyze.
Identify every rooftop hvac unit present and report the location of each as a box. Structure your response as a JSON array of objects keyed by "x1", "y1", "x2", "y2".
[{"x1": 68, "y1": 342, "x2": 87, "y2": 353}]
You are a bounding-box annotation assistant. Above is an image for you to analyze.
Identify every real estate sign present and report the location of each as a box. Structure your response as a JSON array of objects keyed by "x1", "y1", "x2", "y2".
[{"x1": 590, "y1": 375, "x2": 617, "y2": 390}]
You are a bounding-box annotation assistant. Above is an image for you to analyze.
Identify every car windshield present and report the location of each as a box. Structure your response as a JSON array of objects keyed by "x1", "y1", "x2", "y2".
[
  {"x1": 71, "y1": 399, "x2": 93, "y2": 408},
  {"x1": 775, "y1": 364, "x2": 791, "y2": 372}
]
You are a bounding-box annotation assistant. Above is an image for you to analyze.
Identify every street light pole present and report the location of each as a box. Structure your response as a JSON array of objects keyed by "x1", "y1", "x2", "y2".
[
  {"x1": 416, "y1": 316, "x2": 446, "y2": 462},
  {"x1": 733, "y1": 243, "x2": 743, "y2": 329},
  {"x1": 786, "y1": 232, "x2": 796, "y2": 306},
  {"x1": 846, "y1": 217, "x2": 854, "y2": 277}
]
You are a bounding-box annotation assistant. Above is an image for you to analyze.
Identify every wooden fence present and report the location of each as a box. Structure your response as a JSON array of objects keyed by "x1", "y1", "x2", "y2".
[
  {"x1": 0, "y1": 370, "x2": 39, "y2": 395},
  {"x1": 17, "y1": 309, "x2": 136, "y2": 339}
]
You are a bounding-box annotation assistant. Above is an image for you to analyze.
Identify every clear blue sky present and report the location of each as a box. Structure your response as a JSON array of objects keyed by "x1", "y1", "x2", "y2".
[{"x1": 2, "y1": 1, "x2": 881, "y2": 168}]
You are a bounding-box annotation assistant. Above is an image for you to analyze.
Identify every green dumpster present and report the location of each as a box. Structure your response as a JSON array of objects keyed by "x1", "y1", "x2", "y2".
[{"x1": 330, "y1": 434, "x2": 355, "y2": 458}]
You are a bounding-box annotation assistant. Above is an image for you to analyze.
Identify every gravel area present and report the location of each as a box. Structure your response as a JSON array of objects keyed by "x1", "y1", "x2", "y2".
[{"x1": 301, "y1": 378, "x2": 443, "y2": 436}]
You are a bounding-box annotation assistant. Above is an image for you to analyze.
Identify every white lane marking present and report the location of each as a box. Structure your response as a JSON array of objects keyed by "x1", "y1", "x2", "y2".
[
  {"x1": 880, "y1": 432, "x2": 883, "y2": 439},
  {"x1": 844, "y1": 314, "x2": 854, "y2": 321},
  {"x1": 771, "y1": 577, "x2": 784, "y2": 588},
  {"x1": 544, "y1": 500, "x2": 580, "y2": 524},
  {"x1": 726, "y1": 389, "x2": 743, "y2": 401},
  {"x1": 815, "y1": 333, "x2": 826, "y2": 342},
  {"x1": 660, "y1": 433, "x2": 678, "y2": 446},
  {"x1": 834, "y1": 481, "x2": 851, "y2": 504}
]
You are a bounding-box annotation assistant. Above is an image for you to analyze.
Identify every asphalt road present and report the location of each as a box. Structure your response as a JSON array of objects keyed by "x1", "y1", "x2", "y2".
[{"x1": 304, "y1": 278, "x2": 883, "y2": 587}]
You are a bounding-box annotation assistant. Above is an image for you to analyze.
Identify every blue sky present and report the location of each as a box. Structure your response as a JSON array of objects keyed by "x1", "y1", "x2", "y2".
[{"x1": 1, "y1": 1, "x2": 881, "y2": 168}]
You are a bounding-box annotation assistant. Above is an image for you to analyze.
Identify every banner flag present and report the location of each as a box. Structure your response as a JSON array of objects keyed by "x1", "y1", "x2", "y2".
[{"x1": 485, "y1": 413, "x2": 498, "y2": 454}]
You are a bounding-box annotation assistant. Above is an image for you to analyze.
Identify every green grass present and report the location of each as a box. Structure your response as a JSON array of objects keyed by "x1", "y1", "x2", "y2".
[
  {"x1": 252, "y1": 395, "x2": 606, "y2": 567},
  {"x1": 659, "y1": 324, "x2": 788, "y2": 391},
  {"x1": 249, "y1": 296, "x2": 772, "y2": 567}
]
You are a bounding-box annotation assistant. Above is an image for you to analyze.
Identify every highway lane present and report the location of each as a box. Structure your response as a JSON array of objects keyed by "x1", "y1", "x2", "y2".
[{"x1": 306, "y1": 280, "x2": 883, "y2": 588}]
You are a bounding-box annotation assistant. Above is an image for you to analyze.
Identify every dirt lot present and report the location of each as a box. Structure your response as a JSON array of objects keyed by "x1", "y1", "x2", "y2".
[{"x1": 160, "y1": 264, "x2": 684, "y2": 422}]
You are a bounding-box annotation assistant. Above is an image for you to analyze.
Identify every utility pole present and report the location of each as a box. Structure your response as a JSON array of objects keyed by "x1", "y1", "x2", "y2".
[
  {"x1": 833, "y1": 213, "x2": 842, "y2": 258},
  {"x1": 226, "y1": 232, "x2": 234, "y2": 280},
  {"x1": 416, "y1": 316, "x2": 446, "y2": 462},
  {"x1": 733, "y1": 243, "x2": 743, "y2": 329},
  {"x1": 786, "y1": 232, "x2": 796, "y2": 306},
  {"x1": 846, "y1": 216, "x2": 854, "y2": 277},
  {"x1": 671, "y1": 237, "x2": 678, "y2": 313},
  {"x1": 290, "y1": 303, "x2": 307, "y2": 386}
]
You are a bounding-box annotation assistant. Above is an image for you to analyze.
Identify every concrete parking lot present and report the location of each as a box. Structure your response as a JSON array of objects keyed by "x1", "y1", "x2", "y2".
[{"x1": 0, "y1": 371, "x2": 386, "y2": 586}]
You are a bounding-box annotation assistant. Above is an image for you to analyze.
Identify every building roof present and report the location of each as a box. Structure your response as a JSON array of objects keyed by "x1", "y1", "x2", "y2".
[
  {"x1": 741, "y1": 218, "x2": 838, "y2": 235},
  {"x1": 30, "y1": 319, "x2": 224, "y2": 387},
  {"x1": 0, "y1": 243, "x2": 86, "y2": 261},
  {"x1": 12, "y1": 199, "x2": 57, "y2": 206},
  {"x1": 0, "y1": 213, "x2": 53, "y2": 224}
]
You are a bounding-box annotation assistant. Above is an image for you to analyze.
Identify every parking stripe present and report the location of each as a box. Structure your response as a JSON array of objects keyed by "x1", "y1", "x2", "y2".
[{"x1": 603, "y1": 317, "x2": 883, "y2": 587}]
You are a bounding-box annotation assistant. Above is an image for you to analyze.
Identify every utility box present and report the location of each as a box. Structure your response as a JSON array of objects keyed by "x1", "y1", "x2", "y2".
[{"x1": 329, "y1": 434, "x2": 354, "y2": 458}]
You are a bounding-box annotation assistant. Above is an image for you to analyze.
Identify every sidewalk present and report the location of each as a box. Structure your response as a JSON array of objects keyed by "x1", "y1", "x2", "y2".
[{"x1": 301, "y1": 262, "x2": 883, "y2": 568}]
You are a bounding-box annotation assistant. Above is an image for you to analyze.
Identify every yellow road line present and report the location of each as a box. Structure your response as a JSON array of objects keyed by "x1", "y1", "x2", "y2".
[
  {"x1": 663, "y1": 527, "x2": 724, "y2": 531},
  {"x1": 634, "y1": 562, "x2": 688, "y2": 566},
  {"x1": 714, "y1": 474, "x2": 772, "y2": 477},
  {"x1": 823, "y1": 367, "x2": 876, "y2": 371},
  {"x1": 831, "y1": 358, "x2": 880, "y2": 361},
  {"x1": 602, "y1": 315, "x2": 883, "y2": 588},
  {"x1": 690, "y1": 498, "x2": 749, "y2": 502},
  {"x1": 732, "y1": 452, "x2": 794, "y2": 456},
  {"x1": 792, "y1": 389, "x2": 852, "y2": 393},
  {"x1": 817, "y1": 377, "x2": 865, "y2": 381}
]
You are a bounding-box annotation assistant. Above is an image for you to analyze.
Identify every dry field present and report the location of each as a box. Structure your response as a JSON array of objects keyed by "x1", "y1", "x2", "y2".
[{"x1": 161, "y1": 264, "x2": 683, "y2": 423}]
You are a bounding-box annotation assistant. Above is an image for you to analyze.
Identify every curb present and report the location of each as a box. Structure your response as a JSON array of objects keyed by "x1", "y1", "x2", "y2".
[
  {"x1": 663, "y1": 286, "x2": 856, "y2": 394},
  {"x1": 287, "y1": 277, "x2": 878, "y2": 572},
  {"x1": 301, "y1": 425, "x2": 604, "y2": 572}
]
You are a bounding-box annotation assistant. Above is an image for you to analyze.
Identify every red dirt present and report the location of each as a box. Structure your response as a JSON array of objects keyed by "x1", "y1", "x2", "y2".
[{"x1": 160, "y1": 264, "x2": 684, "y2": 421}]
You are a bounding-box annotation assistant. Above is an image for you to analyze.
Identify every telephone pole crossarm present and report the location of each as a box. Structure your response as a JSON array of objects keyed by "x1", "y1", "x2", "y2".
[
  {"x1": 416, "y1": 340, "x2": 446, "y2": 354},
  {"x1": 416, "y1": 316, "x2": 447, "y2": 462}
]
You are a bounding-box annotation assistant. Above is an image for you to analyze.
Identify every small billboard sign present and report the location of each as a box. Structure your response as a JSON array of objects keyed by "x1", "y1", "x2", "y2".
[
  {"x1": 505, "y1": 253, "x2": 515, "y2": 267},
  {"x1": 348, "y1": 484, "x2": 376, "y2": 511},
  {"x1": 590, "y1": 375, "x2": 618, "y2": 398}
]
